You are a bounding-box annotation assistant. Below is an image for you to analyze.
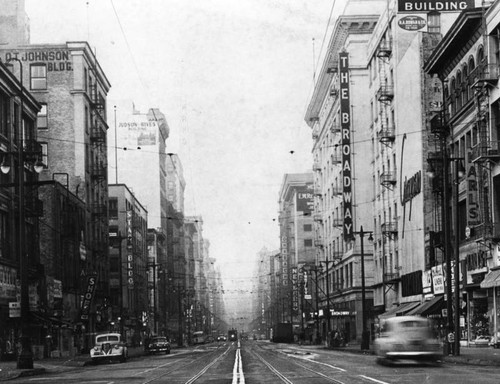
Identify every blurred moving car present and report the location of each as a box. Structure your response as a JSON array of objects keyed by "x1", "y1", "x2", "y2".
[
  {"x1": 488, "y1": 334, "x2": 500, "y2": 348},
  {"x1": 474, "y1": 335, "x2": 492, "y2": 347},
  {"x1": 90, "y1": 333, "x2": 128, "y2": 363},
  {"x1": 374, "y1": 316, "x2": 441, "y2": 364},
  {"x1": 145, "y1": 336, "x2": 171, "y2": 355},
  {"x1": 217, "y1": 335, "x2": 227, "y2": 342}
]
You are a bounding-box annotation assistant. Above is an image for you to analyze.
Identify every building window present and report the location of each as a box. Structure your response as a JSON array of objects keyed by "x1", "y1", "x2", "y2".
[
  {"x1": 37, "y1": 104, "x2": 48, "y2": 129},
  {"x1": 84, "y1": 68, "x2": 88, "y2": 92},
  {"x1": 109, "y1": 198, "x2": 118, "y2": 219},
  {"x1": 304, "y1": 239, "x2": 313, "y2": 247},
  {"x1": 0, "y1": 210, "x2": 9, "y2": 259},
  {"x1": 428, "y1": 12, "x2": 441, "y2": 34},
  {"x1": 30, "y1": 64, "x2": 47, "y2": 90},
  {"x1": 0, "y1": 91, "x2": 9, "y2": 137},
  {"x1": 303, "y1": 224, "x2": 312, "y2": 232},
  {"x1": 40, "y1": 142, "x2": 48, "y2": 168}
]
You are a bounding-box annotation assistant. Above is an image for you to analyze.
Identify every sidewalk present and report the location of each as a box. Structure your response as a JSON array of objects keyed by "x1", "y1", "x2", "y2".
[{"x1": 0, "y1": 346, "x2": 145, "y2": 381}]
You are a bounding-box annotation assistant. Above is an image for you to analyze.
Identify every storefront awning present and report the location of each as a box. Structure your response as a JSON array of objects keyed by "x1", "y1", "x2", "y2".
[
  {"x1": 406, "y1": 296, "x2": 444, "y2": 317},
  {"x1": 480, "y1": 268, "x2": 500, "y2": 289},
  {"x1": 379, "y1": 301, "x2": 420, "y2": 319}
]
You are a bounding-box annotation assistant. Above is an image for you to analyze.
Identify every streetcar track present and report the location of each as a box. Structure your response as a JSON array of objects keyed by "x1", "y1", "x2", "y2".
[
  {"x1": 249, "y1": 347, "x2": 347, "y2": 384},
  {"x1": 138, "y1": 345, "x2": 231, "y2": 384}
]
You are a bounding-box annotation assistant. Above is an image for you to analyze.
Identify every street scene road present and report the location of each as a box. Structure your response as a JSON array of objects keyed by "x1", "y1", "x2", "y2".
[{"x1": 3, "y1": 340, "x2": 500, "y2": 384}]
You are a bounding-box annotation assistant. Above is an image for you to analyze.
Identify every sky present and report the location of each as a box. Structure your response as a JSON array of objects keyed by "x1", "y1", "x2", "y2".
[{"x1": 25, "y1": 0, "x2": 348, "y2": 321}]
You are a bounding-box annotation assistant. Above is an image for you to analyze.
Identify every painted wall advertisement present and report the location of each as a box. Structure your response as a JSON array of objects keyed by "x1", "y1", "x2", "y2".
[
  {"x1": 295, "y1": 184, "x2": 314, "y2": 214},
  {"x1": 118, "y1": 114, "x2": 158, "y2": 147}
]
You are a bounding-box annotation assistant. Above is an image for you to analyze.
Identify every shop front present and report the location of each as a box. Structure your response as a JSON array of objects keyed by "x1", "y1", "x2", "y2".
[{"x1": 480, "y1": 266, "x2": 500, "y2": 346}]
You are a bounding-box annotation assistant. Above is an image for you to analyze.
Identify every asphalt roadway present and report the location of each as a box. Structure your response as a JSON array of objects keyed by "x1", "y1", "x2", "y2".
[{"x1": 1, "y1": 341, "x2": 500, "y2": 381}]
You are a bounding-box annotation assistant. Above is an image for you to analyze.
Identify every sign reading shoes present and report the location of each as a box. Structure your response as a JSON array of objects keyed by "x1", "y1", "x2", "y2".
[{"x1": 398, "y1": 0, "x2": 474, "y2": 13}]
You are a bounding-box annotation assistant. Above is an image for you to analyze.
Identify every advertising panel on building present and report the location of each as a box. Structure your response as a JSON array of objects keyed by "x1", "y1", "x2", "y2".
[
  {"x1": 339, "y1": 52, "x2": 353, "y2": 240},
  {"x1": 397, "y1": 0, "x2": 474, "y2": 13}
]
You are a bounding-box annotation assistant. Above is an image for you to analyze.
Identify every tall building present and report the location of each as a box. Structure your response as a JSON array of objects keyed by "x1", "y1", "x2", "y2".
[
  {"x1": 305, "y1": 1, "x2": 385, "y2": 345},
  {"x1": 0, "y1": 61, "x2": 41, "y2": 358},
  {"x1": 108, "y1": 184, "x2": 148, "y2": 345},
  {"x1": 277, "y1": 173, "x2": 315, "y2": 340},
  {"x1": 108, "y1": 100, "x2": 170, "y2": 231},
  {"x1": 425, "y1": 3, "x2": 500, "y2": 349},
  {"x1": 0, "y1": 0, "x2": 30, "y2": 47},
  {"x1": 1, "y1": 22, "x2": 112, "y2": 350},
  {"x1": 366, "y1": 0, "x2": 476, "y2": 344}
]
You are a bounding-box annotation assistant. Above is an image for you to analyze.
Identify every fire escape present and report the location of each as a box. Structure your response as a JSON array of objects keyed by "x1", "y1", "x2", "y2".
[
  {"x1": 470, "y1": 58, "x2": 500, "y2": 241},
  {"x1": 377, "y1": 37, "x2": 396, "y2": 191},
  {"x1": 376, "y1": 35, "x2": 400, "y2": 298}
]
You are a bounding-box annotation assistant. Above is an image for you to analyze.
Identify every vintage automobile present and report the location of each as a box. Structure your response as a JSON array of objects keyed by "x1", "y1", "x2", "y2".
[
  {"x1": 145, "y1": 336, "x2": 171, "y2": 355},
  {"x1": 90, "y1": 333, "x2": 128, "y2": 363},
  {"x1": 474, "y1": 335, "x2": 492, "y2": 347},
  {"x1": 374, "y1": 316, "x2": 441, "y2": 364}
]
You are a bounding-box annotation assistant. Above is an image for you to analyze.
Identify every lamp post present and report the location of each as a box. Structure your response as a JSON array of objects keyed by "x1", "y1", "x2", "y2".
[
  {"x1": 452, "y1": 158, "x2": 464, "y2": 356},
  {"x1": 352, "y1": 226, "x2": 373, "y2": 351},
  {"x1": 319, "y1": 256, "x2": 335, "y2": 338},
  {"x1": 428, "y1": 154, "x2": 464, "y2": 356}
]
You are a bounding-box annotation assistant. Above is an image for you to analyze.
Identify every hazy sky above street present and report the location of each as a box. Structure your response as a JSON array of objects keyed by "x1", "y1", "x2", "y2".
[{"x1": 25, "y1": 0, "x2": 348, "y2": 319}]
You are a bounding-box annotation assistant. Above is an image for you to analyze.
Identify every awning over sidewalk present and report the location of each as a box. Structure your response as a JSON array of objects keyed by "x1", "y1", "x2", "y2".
[
  {"x1": 406, "y1": 296, "x2": 444, "y2": 317},
  {"x1": 379, "y1": 301, "x2": 420, "y2": 319},
  {"x1": 480, "y1": 268, "x2": 500, "y2": 289}
]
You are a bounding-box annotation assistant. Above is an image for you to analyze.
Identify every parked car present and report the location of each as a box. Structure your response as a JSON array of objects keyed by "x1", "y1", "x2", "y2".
[
  {"x1": 474, "y1": 335, "x2": 492, "y2": 347},
  {"x1": 90, "y1": 333, "x2": 128, "y2": 363},
  {"x1": 145, "y1": 336, "x2": 171, "y2": 355},
  {"x1": 374, "y1": 316, "x2": 441, "y2": 364}
]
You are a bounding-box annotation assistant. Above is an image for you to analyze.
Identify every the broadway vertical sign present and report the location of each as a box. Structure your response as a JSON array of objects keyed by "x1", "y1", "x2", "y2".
[{"x1": 339, "y1": 52, "x2": 353, "y2": 240}]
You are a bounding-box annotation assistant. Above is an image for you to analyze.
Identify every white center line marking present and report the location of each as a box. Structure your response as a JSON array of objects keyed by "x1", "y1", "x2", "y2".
[{"x1": 358, "y1": 375, "x2": 390, "y2": 384}]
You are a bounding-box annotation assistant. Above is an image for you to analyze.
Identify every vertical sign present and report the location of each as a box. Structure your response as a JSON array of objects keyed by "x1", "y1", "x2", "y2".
[
  {"x1": 339, "y1": 52, "x2": 353, "y2": 239},
  {"x1": 281, "y1": 236, "x2": 288, "y2": 286},
  {"x1": 126, "y1": 210, "x2": 134, "y2": 289},
  {"x1": 80, "y1": 273, "x2": 97, "y2": 320},
  {"x1": 292, "y1": 267, "x2": 298, "y2": 314},
  {"x1": 466, "y1": 162, "x2": 480, "y2": 226}
]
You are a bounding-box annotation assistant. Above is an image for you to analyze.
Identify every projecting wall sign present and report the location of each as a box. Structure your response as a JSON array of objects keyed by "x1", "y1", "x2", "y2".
[
  {"x1": 339, "y1": 52, "x2": 353, "y2": 240},
  {"x1": 398, "y1": 0, "x2": 474, "y2": 13},
  {"x1": 398, "y1": 16, "x2": 427, "y2": 31}
]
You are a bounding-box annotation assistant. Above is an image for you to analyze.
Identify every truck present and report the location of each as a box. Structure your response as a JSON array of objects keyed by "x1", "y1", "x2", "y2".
[{"x1": 272, "y1": 323, "x2": 293, "y2": 343}]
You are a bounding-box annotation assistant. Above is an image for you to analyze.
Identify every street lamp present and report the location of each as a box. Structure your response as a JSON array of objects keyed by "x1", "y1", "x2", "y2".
[
  {"x1": 2, "y1": 57, "x2": 44, "y2": 369},
  {"x1": 352, "y1": 226, "x2": 374, "y2": 351}
]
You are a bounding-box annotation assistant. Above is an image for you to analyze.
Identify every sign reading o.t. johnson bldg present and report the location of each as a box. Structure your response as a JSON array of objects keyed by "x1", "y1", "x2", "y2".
[{"x1": 398, "y1": 0, "x2": 474, "y2": 12}]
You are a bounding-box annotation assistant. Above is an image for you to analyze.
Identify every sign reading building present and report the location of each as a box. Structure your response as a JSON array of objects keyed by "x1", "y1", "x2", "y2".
[
  {"x1": 339, "y1": 52, "x2": 353, "y2": 240},
  {"x1": 398, "y1": 0, "x2": 474, "y2": 12}
]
